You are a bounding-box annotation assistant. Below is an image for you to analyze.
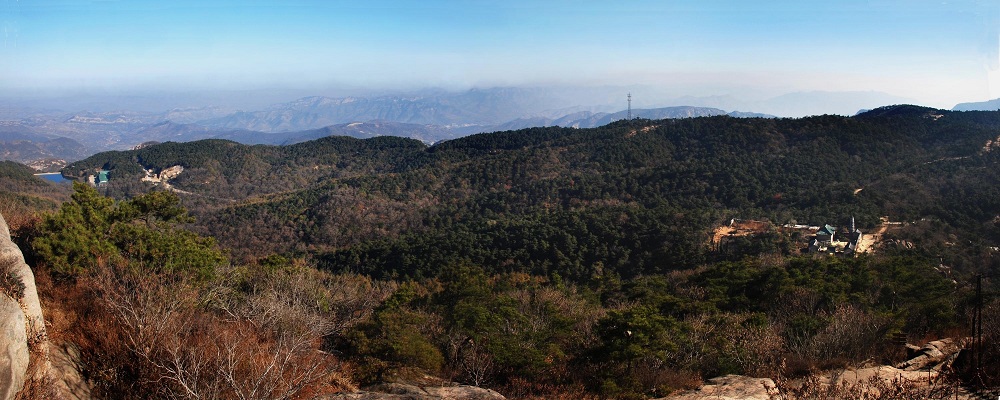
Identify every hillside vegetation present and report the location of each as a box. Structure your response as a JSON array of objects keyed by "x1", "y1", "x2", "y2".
[
  {"x1": 68, "y1": 106, "x2": 1000, "y2": 274},
  {"x1": 0, "y1": 161, "x2": 70, "y2": 230},
  {"x1": 19, "y1": 106, "x2": 1000, "y2": 398}
]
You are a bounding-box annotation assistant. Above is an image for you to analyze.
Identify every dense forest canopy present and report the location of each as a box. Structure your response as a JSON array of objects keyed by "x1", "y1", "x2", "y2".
[{"x1": 63, "y1": 106, "x2": 1000, "y2": 278}]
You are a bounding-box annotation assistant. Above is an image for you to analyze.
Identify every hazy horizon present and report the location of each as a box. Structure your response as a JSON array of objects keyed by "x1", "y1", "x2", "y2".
[
  {"x1": 0, "y1": 84, "x2": 923, "y2": 119},
  {"x1": 1, "y1": 0, "x2": 999, "y2": 113}
]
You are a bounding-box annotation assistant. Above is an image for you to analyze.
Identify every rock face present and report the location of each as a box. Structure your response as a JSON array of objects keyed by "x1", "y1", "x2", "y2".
[
  {"x1": 0, "y1": 296, "x2": 26, "y2": 400},
  {"x1": 325, "y1": 383, "x2": 506, "y2": 400},
  {"x1": 49, "y1": 342, "x2": 91, "y2": 400},
  {"x1": 896, "y1": 338, "x2": 961, "y2": 371},
  {"x1": 0, "y1": 219, "x2": 46, "y2": 351},
  {"x1": 835, "y1": 365, "x2": 936, "y2": 387},
  {"x1": 670, "y1": 339, "x2": 969, "y2": 400},
  {"x1": 658, "y1": 375, "x2": 778, "y2": 400},
  {"x1": 0, "y1": 213, "x2": 50, "y2": 399},
  {"x1": 820, "y1": 339, "x2": 968, "y2": 399}
]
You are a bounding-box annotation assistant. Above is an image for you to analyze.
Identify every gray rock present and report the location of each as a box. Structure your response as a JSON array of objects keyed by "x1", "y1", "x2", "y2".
[
  {"x1": 0, "y1": 295, "x2": 27, "y2": 400},
  {"x1": 658, "y1": 375, "x2": 778, "y2": 400},
  {"x1": 0, "y1": 212, "x2": 53, "y2": 399},
  {"x1": 324, "y1": 383, "x2": 506, "y2": 400},
  {"x1": 896, "y1": 338, "x2": 961, "y2": 371},
  {"x1": 0, "y1": 214, "x2": 46, "y2": 346},
  {"x1": 49, "y1": 342, "x2": 92, "y2": 400},
  {"x1": 423, "y1": 386, "x2": 505, "y2": 400},
  {"x1": 835, "y1": 366, "x2": 936, "y2": 387}
]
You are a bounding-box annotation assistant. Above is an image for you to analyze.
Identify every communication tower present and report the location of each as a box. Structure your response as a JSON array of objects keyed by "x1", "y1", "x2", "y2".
[{"x1": 627, "y1": 93, "x2": 632, "y2": 121}]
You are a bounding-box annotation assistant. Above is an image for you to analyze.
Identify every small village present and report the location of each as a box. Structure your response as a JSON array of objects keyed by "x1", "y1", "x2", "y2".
[
  {"x1": 84, "y1": 165, "x2": 185, "y2": 189},
  {"x1": 712, "y1": 216, "x2": 895, "y2": 256}
]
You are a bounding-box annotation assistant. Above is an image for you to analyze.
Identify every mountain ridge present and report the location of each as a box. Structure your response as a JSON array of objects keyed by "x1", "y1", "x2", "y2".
[
  {"x1": 0, "y1": 100, "x2": 778, "y2": 163},
  {"x1": 0, "y1": 87, "x2": 955, "y2": 165},
  {"x1": 953, "y1": 97, "x2": 1000, "y2": 111}
]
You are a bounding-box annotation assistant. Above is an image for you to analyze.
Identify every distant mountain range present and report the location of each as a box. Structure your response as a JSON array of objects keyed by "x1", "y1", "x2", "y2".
[
  {"x1": 197, "y1": 88, "x2": 577, "y2": 131},
  {"x1": 194, "y1": 91, "x2": 783, "y2": 135},
  {"x1": 953, "y1": 98, "x2": 1000, "y2": 111},
  {"x1": 1, "y1": 86, "x2": 990, "y2": 165},
  {"x1": 130, "y1": 105, "x2": 770, "y2": 146},
  {"x1": 0, "y1": 91, "x2": 779, "y2": 164},
  {"x1": 134, "y1": 122, "x2": 260, "y2": 144},
  {"x1": 492, "y1": 107, "x2": 773, "y2": 131},
  {"x1": 0, "y1": 124, "x2": 93, "y2": 165}
]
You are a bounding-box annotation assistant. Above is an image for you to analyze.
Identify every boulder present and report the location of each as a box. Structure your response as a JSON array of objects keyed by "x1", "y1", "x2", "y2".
[
  {"x1": 0, "y1": 214, "x2": 46, "y2": 348},
  {"x1": 49, "y1": 342, "x2": 92, "y2": 400},
  {"x1": 896, "y1": 338, "x2": 961, "y2": 371},
  {"x1": 0, "y1": 295, "x2": 27, "y2": 400},
  {"x1": 658, "y1": 374, "x2": 778, "y2": 400},
  {"x1": 423, "y1": 386, "x2": 506, "y2": 400},
  {"x1": 835, "y1": 365, "x2": 935, "y2": 387},
  {"x1": 0, "y1": 212, "x2": 52, "y2": 399},
  {"x1": 324, "y1": 383, "x2": 506, "y2": 400}
]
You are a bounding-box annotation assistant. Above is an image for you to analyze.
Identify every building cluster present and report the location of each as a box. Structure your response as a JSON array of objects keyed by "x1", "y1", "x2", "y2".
[
  {"x1": 715, "y1": 216, "x2": 871, "y2": 257},
  {"x1": 86, "y1": 170, "x2": 110, "y2": 187},
  {"x1": 805, "y1": 217, "x2": 863, "y2": 256}
]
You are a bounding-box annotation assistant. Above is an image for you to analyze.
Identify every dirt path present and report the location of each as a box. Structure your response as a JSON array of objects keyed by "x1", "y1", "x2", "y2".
[{"x1": 855, "y1": 219, "x2": 889, "y2": 254}]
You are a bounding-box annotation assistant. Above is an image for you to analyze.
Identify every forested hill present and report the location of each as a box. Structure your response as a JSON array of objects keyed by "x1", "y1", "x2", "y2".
[
  {"x1": 0, "y1": 161, "x2": 70, "y2": 228},
  {"x1": 63, "y1": 136, "x2": 429, "y2": 199},
  {"x1": 65, "y1": 106, "x2": 1000, "y2": 279}
]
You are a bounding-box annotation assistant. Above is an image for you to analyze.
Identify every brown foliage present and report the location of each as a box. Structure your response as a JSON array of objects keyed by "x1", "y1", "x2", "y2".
[
  {"x1": 14, "y1": 374, "x2": 62, "y2": 400},
  {"x1": 671, "y1": 313, "x2": 785, "y2": 378},
  {"x1": 777, "y1": 303, "x2": 897, "y2": 374},
  {"x1": 971, "y1": 299, "x2": 1000, "y2": 388},
  {"x1": 500, "y1": 377, "x2": 601, "y2": 400},
  {"x1": 41, "y1": 259, "x2": 361, "y2": 399},
  {"x1": 210, "y1": 263, "x2": 395, "y2": 340},
  {"x1": 808, "y1": 304, "x2": 896, "y2": 364}
]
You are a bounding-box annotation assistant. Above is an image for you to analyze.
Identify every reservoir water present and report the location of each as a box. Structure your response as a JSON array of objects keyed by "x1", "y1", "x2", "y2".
[{"x1": 35, "y1": 173, "x2": 72, "y2": 184}]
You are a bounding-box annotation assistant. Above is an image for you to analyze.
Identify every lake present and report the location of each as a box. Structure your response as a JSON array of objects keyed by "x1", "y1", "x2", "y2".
[{"x1": 35, "y1": 173, "x2": 73, "y2": 184}]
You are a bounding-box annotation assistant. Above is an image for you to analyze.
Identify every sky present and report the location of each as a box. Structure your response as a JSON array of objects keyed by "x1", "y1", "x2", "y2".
[{"x1": 1, "y1": 0, "x2": 998, "y2": 110}]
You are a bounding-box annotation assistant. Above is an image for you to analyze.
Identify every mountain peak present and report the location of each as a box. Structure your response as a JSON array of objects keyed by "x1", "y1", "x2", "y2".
[
  {"x1": 953, "y1": 98, "x2": 1000, "y2": 111},
  {"x1": 854, "y1": 104, "x2": 945, "y2": 119}
]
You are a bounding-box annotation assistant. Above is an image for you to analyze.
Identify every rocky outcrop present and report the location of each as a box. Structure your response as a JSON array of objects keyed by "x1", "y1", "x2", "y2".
[
  {"x1": 326, "y1": 383, "x2": 506, "y2": 400},
  {"x1": 665, "y1": 339, "x2": 969, "y2": 400},
  {"x1": 831, "y1": 338, "x2": 964, "y2": 389},
  {"x1": 834, "y1": 365, "x2": 936, "y2": 387},
  {"x1": 0, "y1": 215, "x2": 45, "y2": 344},
  {"x1": 0, "y1": 296, "x2": 27, "y2": 399},
  {"x1": 897, "y1": 338, "x2": 962, "y2": 371},
  {"x1": 658, "y1": 375, "x2": 778, "y2": 400},
  {"x1": 49, "y1": 342, "x2": 91, "y2": 400},
  {"x1": 0, "y1": 213, "x2": 51, "y2": 399},
  {"x1": 141, "y1": 165, "x2": 184, "y2": 184},
  {"x1": 832, "y1": 339, "x2": 965, "y2": 388}
]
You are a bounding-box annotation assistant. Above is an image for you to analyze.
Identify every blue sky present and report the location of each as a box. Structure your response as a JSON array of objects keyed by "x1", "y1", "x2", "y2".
[{"x1": 1, "y1": 0, "x2": 998, "y2": 108}]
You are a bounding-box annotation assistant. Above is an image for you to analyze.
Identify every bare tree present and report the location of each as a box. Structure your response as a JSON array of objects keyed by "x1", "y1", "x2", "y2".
[{"x1": 90, "y1": 260, "x2": 351, "y2": 399}]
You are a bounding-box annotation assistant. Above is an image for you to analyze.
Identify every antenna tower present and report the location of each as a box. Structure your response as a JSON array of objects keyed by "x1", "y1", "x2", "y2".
[{"x1": 627, "y1": 93, "x2": 632, "y2": 121}]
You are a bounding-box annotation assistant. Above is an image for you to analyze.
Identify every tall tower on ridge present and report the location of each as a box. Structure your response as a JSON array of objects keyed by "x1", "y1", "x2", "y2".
[{"x1": 627, "y1": 93, "x2": 632, "y2": 121}]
